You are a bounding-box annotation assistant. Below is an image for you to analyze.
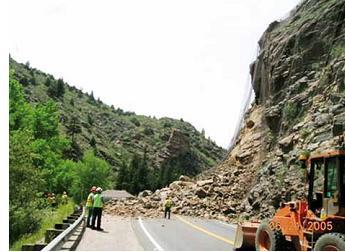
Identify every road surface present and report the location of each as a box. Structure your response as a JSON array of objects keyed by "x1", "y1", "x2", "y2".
[{"x1": 77, "y1": 214, "x2": 237, "y2": 251}]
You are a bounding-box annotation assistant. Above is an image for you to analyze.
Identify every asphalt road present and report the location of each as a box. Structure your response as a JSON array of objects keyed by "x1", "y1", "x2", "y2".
[{"x1": 77, "y1": 214, "x2": 237, "y2": 251}]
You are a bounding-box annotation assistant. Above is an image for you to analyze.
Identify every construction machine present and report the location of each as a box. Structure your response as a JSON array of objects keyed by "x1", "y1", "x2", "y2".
[{"x1": 234, "y1": 149, "x2": 345, "y2": 250}]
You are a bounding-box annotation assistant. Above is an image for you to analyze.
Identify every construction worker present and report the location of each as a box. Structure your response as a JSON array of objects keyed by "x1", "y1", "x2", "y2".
[
  {"x1": 61, "y1": 191, "x2": 68, "y2": 204},
  {"x1": 91, "y1": 187, "x2": 105, "y2": 231},
  {"x1": 51, "y1": 193, "x2": 57, "y2": 207},
  {"x1": 86, "y1": 186, "x2": 96, "y2": 228},
  {"x1": 164, "y1": 196, "x2": 173, "y2": 219},
  {"x1": 47, "y1": 193, "x2": 53, "y2": 206}
]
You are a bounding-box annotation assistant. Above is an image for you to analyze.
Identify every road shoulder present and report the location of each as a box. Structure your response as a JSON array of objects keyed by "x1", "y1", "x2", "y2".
[{"x1": 76, "y1": 214, "x2": 143, "y2": 251}]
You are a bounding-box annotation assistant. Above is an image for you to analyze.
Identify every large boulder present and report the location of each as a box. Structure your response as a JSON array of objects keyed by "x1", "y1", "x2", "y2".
[
  {"x1": 138, "y1": 190, "x2": 152, "y2": 198},
  {"x1": 179, "y1": 175, "x2": 192, "y2": 182},
  {"x1": 197, "y1": 179, "x2": 213, "y2": 187}
]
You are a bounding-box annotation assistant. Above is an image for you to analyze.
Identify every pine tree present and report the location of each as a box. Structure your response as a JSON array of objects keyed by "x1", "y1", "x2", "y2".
[
  {"x1": 45, "y1": 78, "x2": 51, "y2": 87},
  {"x1": 63, "y1": 139, "x2": 83, "y2": 161},
  {"x1": 90, "y1": 136, "x2": 96, "y2": 147},
  {"x1": 128, "y1": 154, "x2": 141, "y2": 194},
  {"x1": 66, "y1": 116, "x2": 82, "y2": 141},
  {"x1": 47, "y1": 78, "x2": 65, "y2": 99},
  {"x1": 89, "y1": 91, "x2": 95, "y2": 103},
  {"x1": 137, "y1": 150, "x2": 149, "y2": 192},
  {"x1": 56, "y1": 78, "x2": 65, "y2": 97},
  {"x1": 116, "y1": 160, "x2": 130, "y2": 190}
]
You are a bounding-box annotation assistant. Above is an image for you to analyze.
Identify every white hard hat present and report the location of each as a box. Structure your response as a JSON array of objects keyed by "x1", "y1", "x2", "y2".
[{"x1": 96, "y1": 187, "x2": 102, "y2": 192}]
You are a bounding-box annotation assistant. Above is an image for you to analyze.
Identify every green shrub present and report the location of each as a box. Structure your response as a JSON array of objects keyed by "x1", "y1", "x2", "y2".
[
  {"x1": 87, "y1": 114, "x2": 94, "y2": 126},
  {"x1": 300, "y1": 128, "x2": 311, "y2": 139},
  {"x1": 331, "y1": 44, "x2": 345, "y2": 58},
  {"x1": 283, "y1": 101, "x2": 299, "y2": 124},
  {"x1": 143, "y1": 127, "x2": 154, "y2": 135},
  {"x1": 47, "y1": 78, "x2": 65, "y2": 99},
  {"x1": 130, "y1": 117, "x2": 141, "y2": 127}
]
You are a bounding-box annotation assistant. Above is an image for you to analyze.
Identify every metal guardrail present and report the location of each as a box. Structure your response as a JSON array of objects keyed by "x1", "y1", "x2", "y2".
[{"x1": 42, "y1": 208, "x2": 85, "y2": 251}]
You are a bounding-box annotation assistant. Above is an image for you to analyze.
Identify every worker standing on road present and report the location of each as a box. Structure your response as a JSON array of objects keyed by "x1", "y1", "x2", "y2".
[
  {"x1": 86, "y1": 186, "x2": 96, "y2": 228},
  {"x1": 164, "y1": 196, "x2": 173, "y2": 219},
  {"x1": 91, "y1": 187, "x2": 105, "y2": 231}
]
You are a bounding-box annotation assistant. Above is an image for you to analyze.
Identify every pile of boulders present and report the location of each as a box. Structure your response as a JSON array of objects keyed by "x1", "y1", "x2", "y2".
[{"x1": 105, "y1": 170, "x2": 254, "y2": 223}]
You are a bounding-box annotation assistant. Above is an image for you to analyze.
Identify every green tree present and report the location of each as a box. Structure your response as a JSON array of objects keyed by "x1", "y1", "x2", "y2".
[
  {"x1": 66, "y1": 116, "x2": 82, "y2": 141},
  {"x1": 127, "y1": 152, "x2": 150, "y2": 195},
  {"x1": 30, "y1": 75, "x2": 36, "y2": 85},
  {"x1": 64, "y1": 139, "x2": 83, "y2": 161},
  {"x1": 128, "y1": 154, "x2": 141, "y2": 194},
  {"x1": 9, "y1": 130, "x2": 43, "y2": 244},
  {"x1": 70, "y1": 151, "x2": 112, "y2": 202},
  {"x1": 90, "y1": 136, "x2": 96, "y2": 147},
  {"x1": 130, "y1": 117, "x2": 141, "y2": 127},
  {"x1": 47, "y1": 78, "x2": 65, "y2": 98},
  {"x1": 9, "y1": 72, "x2": 33, "y2": 130},
  {"x1": 44, "y1": 77, "x2": 51, "y2": 86},
  {"x1": 32, "y1": 101, "x2": 59, "y2": 139},
  {"x1": 89, "y1": 91, "x2": 95, "y2": 103},
  {"x1": 53, "y1": 160, "x2": 78, "y2": 194},
  {"x1": 56, "y1": 78, "x2": 65, "y2": 97},
  {"x1": 116, "y1": 159, "x2": 130, "y2": 190}
]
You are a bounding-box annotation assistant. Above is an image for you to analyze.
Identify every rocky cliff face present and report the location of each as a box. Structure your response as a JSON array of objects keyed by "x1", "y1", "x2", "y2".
[
  {"x1": 105, "y1": 0, "x2": 345, "y2": 222},
  {"x1": 201, "y1": 0, "x2": 345, "y2": 220},
  {"x1": 242, "y1": 0, "x2": 345, "y2": 219}
]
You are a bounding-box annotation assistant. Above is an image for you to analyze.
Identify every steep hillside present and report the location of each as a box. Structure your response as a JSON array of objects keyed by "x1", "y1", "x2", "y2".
[
  {"x1": 104, "y1": 0, "x2": 345, "y2": 222},
  {"x1": 9, "y1": 57, "x2": 226, "y2": 188}
]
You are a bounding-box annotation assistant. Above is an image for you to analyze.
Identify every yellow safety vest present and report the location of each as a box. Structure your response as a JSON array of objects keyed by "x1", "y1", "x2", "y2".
[
  {"x1": 165, "y1": 199, "x2": 173, "y2": 208},
  {"x1": 86, "y1": 192, "x2": 94, "y2": 207},
  {"x1": 93, "y1": 193, "x2": 103, "y2": 208}
]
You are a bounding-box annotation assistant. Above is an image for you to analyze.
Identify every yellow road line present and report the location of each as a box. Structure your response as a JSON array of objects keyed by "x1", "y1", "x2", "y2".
[{"x1": 175, "y1": 215, "x2": 235, "y2": 245}]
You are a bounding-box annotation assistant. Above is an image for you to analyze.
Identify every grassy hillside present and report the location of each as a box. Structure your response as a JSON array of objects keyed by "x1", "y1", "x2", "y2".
[{"x1": 9, "y1": 57, "x2": 226, "y2": 185}]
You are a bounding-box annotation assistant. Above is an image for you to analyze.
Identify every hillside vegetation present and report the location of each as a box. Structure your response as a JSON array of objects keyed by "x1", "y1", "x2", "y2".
[{"x1": 10, "y1": 57, "x2": 225, "y2": 185}]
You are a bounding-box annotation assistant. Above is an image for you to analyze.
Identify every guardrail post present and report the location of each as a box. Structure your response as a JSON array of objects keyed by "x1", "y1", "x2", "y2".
[
  {"x1": 33, "y1": 243, "x2": 47, "y2": 250},
  {"x1": 42, "y1": 208, "x2": 85, "y2": 251},
  {"x1": 55, "y1": 223, "x2": 70, "y2": 230},
  {"x1": 21, "y1": 244, "x2": 35, "y2": 251},
  {"x1": 45, "y1": 228, "x2": 64, "y2": 243}
]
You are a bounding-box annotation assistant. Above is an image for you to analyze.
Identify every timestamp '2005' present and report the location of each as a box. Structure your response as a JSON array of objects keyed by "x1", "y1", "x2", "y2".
[{"x1": 269, "y1": 221, "x2": 333, "y2": 232}]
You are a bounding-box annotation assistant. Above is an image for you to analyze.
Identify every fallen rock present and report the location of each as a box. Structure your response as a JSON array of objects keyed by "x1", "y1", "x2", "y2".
[
  {"x1": 197, "y1": 179, "x2": 213, "y2": 187},
  {"x1": 195, "y1": 188, "x2": 208, "y2": 198},
  {"x1": 138, "y1": 190, "x2": 152, "y2": 198}
]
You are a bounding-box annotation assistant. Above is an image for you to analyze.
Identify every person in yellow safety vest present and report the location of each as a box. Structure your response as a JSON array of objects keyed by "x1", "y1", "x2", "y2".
[
  {"x1": 61, "y1": 191, "x2": 68, "y2": 204},
  {"x1": 91, "y1": 187, "x2": 105, "y2": 231},
  {"x1": 47, "y1": 193, "x2": 53, "y2": 206},
  {"x1": 164, "y1": 197, "x2": 173, "y2": 219},
  {"x1": 86, "y1": 186, "x2": 97, "y2": 228}
]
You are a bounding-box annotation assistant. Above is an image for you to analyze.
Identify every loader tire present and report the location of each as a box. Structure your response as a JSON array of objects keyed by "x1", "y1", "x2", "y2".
[
  {"x1": 255, "y1": 220, "x2": 288, "y2": 251},
  {"x1": 314, "y1": 233, "x2": 345, "y2": 251}
]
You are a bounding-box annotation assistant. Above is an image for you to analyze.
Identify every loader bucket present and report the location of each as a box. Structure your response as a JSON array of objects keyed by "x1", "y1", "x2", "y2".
[{"x1": 234, "y1": 222, "x2": 259, "y2": 250}]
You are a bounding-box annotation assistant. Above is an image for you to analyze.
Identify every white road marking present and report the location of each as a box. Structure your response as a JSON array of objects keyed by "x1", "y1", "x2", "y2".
[{"x1": 138, "y1": 217, "x2": 164, "y2": 251}]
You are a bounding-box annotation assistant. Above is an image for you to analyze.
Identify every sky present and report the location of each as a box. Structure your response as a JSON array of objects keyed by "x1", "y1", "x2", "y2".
[{"x1": 9, "y1": 0, "x2": 301, "y2": 148}]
